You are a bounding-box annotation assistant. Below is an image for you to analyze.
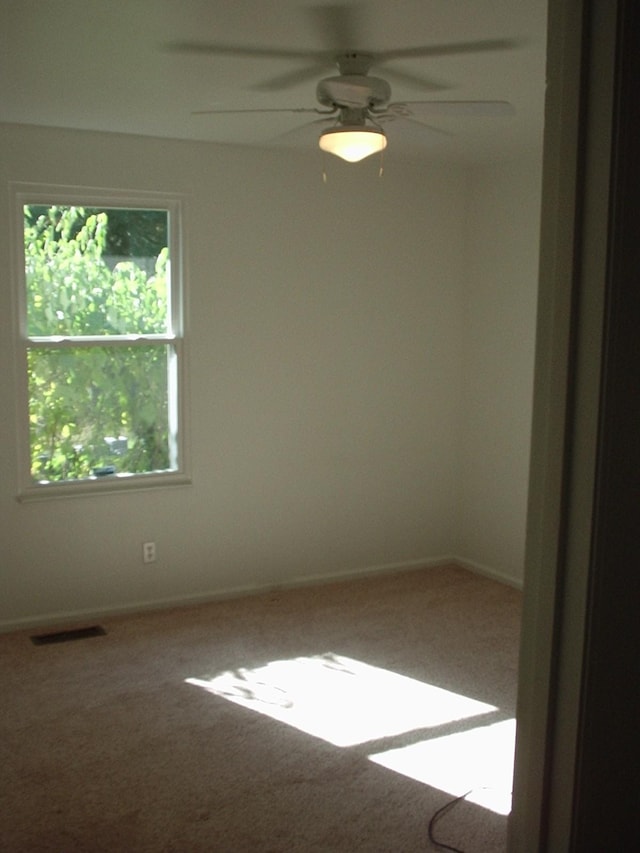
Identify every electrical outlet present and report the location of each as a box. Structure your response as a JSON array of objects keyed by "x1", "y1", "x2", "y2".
[{"x1": 142, "y1": 541, "x2": 156, "y2": 564}]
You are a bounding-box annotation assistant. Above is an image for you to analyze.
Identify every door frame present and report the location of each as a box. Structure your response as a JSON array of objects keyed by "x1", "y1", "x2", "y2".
[{"x1": 510, "y1": 0, "x2": 639, "y2": 848}]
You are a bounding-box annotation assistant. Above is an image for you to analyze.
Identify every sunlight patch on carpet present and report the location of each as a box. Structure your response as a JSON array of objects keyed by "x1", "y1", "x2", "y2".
[
  {"x1": 370, "y1": 717, "x2": 516, "y2": 814},
  {"x1": 186, "y1": 652, "x2": 496, "y2": 748}
]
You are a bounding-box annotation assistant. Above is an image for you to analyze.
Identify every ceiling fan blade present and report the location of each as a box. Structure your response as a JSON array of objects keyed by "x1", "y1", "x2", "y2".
[
  {"x1": 361, "y1": 116, "x2": 450, "y2": 156},
  {"x1": 191, "y1": 107, "x2": 326, "y2": 116},
  {"x1": 374, "y1": 112, "x2": 452, "y2": 137},
  {"x1": 381, "y1": 66, "x2": 450, "y2": 93},
  {"x1": 250, "y1": 62, "x2": 332, "y2": 92},
  {"x1": 166, "y1": 34, "x2": 522, "y2": 66},
  {"x1": 379, "y1": 38, "x2": 523, "y2": 63},
  {"x1": 165, "y1": 40, "x2": 325, "y2": 63},
  {"x1": 273, "y1": 116, "x2": 337, "y2": 144},
  {"x1": 384, "y1": 100, "x2": 516, "y2": 118},
  {"x1": 308, "y1": 2, "x2": 365, "y2": 51}
]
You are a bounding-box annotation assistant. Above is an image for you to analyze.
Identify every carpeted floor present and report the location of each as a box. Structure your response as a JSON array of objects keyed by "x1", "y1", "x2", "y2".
[{"x1": 0, "y1": 563, "x2": 521, "y2": 852}]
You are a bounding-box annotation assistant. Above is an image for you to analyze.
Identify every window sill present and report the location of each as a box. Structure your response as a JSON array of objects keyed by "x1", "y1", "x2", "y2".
[{"x1": 17, "y1": 471, "x2": 192, "y2": 502}]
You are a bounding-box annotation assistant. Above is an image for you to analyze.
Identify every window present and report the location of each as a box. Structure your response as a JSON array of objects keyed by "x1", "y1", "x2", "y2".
[{"x1": 13, "y1": 187, "x2": 188, "y2": 498}]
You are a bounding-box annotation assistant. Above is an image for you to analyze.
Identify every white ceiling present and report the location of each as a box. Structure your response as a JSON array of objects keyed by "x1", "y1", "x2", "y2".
[{"x1": 0, "y1": 0, "x2": 547, "y2": 163}]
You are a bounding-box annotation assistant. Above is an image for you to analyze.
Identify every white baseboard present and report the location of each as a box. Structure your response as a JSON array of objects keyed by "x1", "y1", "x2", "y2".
[
  {"x1": 0, "y1": 554, "x2": 520, "y2": 634},
  {"x1": 273, "y1": 555, "x2": 457, "y2": 591},
  {"x1": 452, "y1": 556, "x2": 524, "y2": 590},
  {"x1": 0, "y1": 555, "x2": 456, "y2": 634}
]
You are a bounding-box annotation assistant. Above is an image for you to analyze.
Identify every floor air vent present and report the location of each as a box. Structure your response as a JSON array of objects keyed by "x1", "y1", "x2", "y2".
[{"x1": 30, "y1": 625, "x2": 107, "y2": 645}]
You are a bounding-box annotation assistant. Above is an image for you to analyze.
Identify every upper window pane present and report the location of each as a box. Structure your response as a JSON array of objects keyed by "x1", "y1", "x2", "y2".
[{"x1": 24, "y1": 205, "x2": 170, "y2": 337}]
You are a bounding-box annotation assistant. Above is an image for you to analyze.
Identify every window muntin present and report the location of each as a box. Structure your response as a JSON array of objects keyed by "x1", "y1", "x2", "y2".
[{"x1": 16, "y1": 194, "x2": 186, "y2": 496}]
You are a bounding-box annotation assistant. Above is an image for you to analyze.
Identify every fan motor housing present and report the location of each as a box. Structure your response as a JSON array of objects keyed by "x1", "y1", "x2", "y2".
[{"x1": 316, "y1": 75, "x2": 391, "y2": 109}]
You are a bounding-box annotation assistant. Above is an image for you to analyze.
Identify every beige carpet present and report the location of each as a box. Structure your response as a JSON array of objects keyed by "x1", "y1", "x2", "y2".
[{"x1": 0, "y1": 563, "x2": 521, "y2": 852}]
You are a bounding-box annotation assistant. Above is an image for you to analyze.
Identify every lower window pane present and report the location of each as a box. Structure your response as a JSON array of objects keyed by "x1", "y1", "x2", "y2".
[{"x1": 28, "y1": 345, "x2": 174, "y2": 483}]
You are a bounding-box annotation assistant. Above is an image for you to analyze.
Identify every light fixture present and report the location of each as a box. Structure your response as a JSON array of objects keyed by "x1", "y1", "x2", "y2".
[{"x1": 319, "y1": 126, "x2": 387, "y2": 162}]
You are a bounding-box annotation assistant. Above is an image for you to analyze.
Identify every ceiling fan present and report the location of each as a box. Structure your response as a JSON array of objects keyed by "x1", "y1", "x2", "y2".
[{"x1": 167, "y1": 3, "x2": 519, "y2": 162}]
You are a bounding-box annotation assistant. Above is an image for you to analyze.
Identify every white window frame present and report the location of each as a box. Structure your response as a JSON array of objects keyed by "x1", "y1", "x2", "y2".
[{"x1": 11, "y1": 183, "x2": 190, "y2": 500}]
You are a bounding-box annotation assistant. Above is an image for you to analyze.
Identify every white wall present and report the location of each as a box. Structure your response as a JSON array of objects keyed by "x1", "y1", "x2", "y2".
[
  {"x1": 458, "y1": 158, "x2": 542, "y2": 584},
  {"x1": 0, "y1": 122, "x2": 476, "y2": 629}
]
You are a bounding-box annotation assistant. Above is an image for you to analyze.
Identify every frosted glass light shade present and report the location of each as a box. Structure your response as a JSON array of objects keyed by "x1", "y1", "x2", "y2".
[{"x1": 319, "y1": 127, "x2": 387, "y2": 162}]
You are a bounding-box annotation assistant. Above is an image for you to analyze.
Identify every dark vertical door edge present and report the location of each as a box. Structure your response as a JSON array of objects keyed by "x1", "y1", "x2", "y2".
[{"x1": 572, "y1": 0, "x2": 640, "y2": 848}]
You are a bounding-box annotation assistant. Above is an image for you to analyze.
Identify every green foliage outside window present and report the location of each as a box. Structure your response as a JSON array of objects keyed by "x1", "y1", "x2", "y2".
[{"x1": 24, "y1": 204, "x2": 174, "y2": 483}]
